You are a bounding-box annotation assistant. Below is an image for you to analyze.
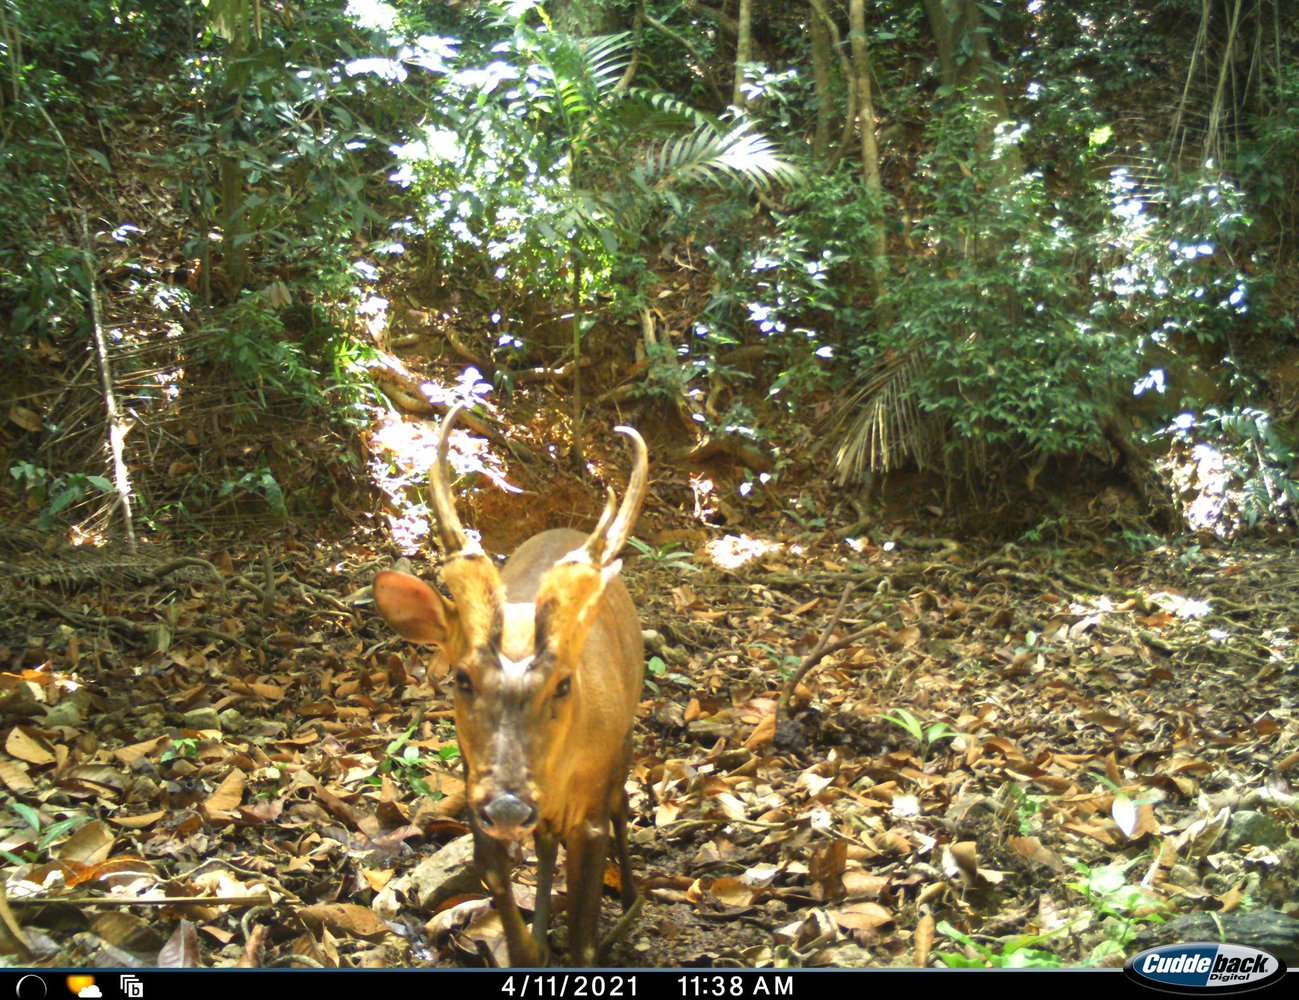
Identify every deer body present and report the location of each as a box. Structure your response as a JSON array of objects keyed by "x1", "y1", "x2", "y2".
[{"x1": 374, "y1": 410, "x2": 647, "y2": 967}]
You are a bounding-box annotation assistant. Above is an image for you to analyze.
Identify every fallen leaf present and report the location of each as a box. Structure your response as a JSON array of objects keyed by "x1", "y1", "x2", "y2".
[
  {"x1": 158, "y1": 919, "x2": 201, "y2": 967},
  {"x1": 914, "y1": 913, "x2": 935, "y2": 966},
  {"x1": 6, "y1": 728, "x2": 55, "y2": 765},
  {"x1": 202, "y1": 770, "x2": 246, "y2": 818},
  {"x1": 58, "y1": 820, "x2": 115, "y2": 866},
  {"x1": 297, "y1": 903, "x2": 393, "y2": 940}
]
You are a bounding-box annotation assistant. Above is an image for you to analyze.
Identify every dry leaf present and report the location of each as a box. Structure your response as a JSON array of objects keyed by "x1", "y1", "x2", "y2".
[
  {"x1": 5, "y1": 728, "x2": 55, "y2": 765},
  {"x1": 9, "y1": 405, "x2": 42, "y2": 433},
  {"x1": 1112, "y1": 792, "x2": 1138, "y2": 838},
  {"x1": 914, "y1": 912, "x2": 935, "y2": 967},
  {"x1": 298, "y1": 903, "x2": 393, "y2": 940},
  {"x1": 1007, "y1": 836, "x2": 1063, "y2": 871},
  {"x1": 158, "y1": 919, "x2": 201, "y2": 967},
  {"x1": 830, "y1": 901, "x2": 893, "y2": 932},
  {"x1": 58, "y1": 820, "x2": 115, "y2": 865},
  {"x1": 711, "y1": 877, "x2": 756, "y2": 906},
  {"x1": 111, "y1": 811, "x2": 166, "y2": 829},
  {"x1": 0, "y1": 760, "x2": 34, "y2": 792},
  {"x1": 202, "y1": 770, "x2": 246, "y2": 818}
]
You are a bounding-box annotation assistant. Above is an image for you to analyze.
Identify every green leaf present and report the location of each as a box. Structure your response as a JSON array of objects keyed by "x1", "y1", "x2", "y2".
[{"x1": 12, "y1": 802, "x2": 42, "y2": 832}]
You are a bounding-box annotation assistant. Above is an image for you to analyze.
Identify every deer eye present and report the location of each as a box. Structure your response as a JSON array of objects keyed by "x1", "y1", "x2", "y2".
[
  {"x1": 553, "y1": 676, "x2": 572, "y2": 699},
  {"x1": 454, "y1": 669, "x2": 474, "y2": 695}
]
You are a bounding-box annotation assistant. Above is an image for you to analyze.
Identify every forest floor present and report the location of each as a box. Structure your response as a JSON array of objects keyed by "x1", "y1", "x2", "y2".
[{"x1": 1, "y1": 403, "x2": 1297, "y2": 970}]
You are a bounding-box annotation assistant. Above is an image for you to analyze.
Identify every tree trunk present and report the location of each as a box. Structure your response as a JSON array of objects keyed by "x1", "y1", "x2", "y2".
[
  {"x1": 213, "y1": 8, "x2": 252, "y2": 290},
  {"x1": 732, "y1": 0, "x2": 752, "y2": 111},
  {"x1": 847, "y1": 0, "x2": 887, "y2": 301},
  {"x1": 809, "y1": 2, "x2": 832, "y2": 157},
  {"x1": 921, "y1": 0, "x2": 959, "y2": 88},
  {"x1": 549, "y1": 0, "x2": 621, "y2": 36},
  {"x1": 218, "y1": 149, "x2": 248, "y2": 290},
  {"x1": 920, "y1": 0, "x2": 1020, "y2": 173}
]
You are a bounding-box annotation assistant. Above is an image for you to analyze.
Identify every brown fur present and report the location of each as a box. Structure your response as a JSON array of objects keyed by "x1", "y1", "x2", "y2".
[{"x1": 374, "y1": 528, "x2": 643, "y2": 966}]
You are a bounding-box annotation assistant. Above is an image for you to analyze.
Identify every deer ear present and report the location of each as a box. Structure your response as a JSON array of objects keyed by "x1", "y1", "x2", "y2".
[{"x1": 373, "y1": 571, "x2": 457, "y2": 646}]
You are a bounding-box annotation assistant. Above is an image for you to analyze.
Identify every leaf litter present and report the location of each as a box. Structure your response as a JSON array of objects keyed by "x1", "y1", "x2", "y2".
[{"x1": 1, "y1": 477, "x2": 1296, "y2": 969}]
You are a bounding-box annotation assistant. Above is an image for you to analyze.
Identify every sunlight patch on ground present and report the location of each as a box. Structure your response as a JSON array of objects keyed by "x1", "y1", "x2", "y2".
[
  {"x1": 704, "y1": 533, "x2": 781, "y2": 570},
  {"x1": 1146, "y1": 590, "x2": 1213, "y2": 620}
]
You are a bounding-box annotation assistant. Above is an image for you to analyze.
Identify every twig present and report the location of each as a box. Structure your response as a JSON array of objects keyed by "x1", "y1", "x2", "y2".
[
  {"x1": 779, "y1": 584, "x2": 872, "y2": 718},
  {"x1": 150, "y1": 557, "x2": 226, "y2": 593},
  {"x1": 7, "y1": 893, "x2": 274, "y2": 908},
  {"x1": 77, "y1": 211, "x2": 136, "y2": 546}
]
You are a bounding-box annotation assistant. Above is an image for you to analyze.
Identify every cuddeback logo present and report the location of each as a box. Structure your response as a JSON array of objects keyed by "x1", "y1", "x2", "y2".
[{"x1": 1124, "y1": 943, "x2": 1287, "y2": 994}]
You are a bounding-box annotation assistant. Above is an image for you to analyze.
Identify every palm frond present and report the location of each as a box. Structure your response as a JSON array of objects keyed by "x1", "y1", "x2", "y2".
[
  {"x1": 834, "y1": 352, "x2": 940, "y2": 484},
  {"x1": 634, "y1": 121, "x2": 801, "y2": 193},
  {"x1": 536, "y1": 31, "x2": 631, "y2": 122},
  {"x1": 632, "y1": 90, "x2": 717, "y2": 131}
]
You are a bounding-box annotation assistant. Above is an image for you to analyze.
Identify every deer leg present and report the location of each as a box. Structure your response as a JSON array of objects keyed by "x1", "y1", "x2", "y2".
[
  {"x1": 474, "y1": 825, "x2": 541, "y2": 967},
  {"x1": 599, "y1": 787, "x2": 642, "y2": 957},
  {"x1": 564, "y1": 820, "x2": 610, "y2": 966},
  {"x1": 532, "y1": 827, "x2": 558, "y2": 962},
  {"x1": 611, "y1": 785, "x2": 638, "y2": 911}
]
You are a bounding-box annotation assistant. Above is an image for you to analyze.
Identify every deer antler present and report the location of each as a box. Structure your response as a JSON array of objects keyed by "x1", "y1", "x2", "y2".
[
  {"x1": 429, "y1": 403, "x2": 479, "y2": 556},
  {"x1": 578, "y1": 427, "x2": 649, "y2": 566}
]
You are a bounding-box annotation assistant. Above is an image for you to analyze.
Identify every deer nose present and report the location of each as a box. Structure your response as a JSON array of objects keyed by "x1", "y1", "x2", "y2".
[{"x1": 478, "y1": 794, "x2": 537, "y2": 835}]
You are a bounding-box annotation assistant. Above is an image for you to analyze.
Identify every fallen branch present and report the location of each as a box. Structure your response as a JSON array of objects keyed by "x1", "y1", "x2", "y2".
[
  {"x1": 778, "y1": 584, "x2": 872, "y2": 720},
  {"x1": 6, "y1": 893, "x2": 274, "y2": 908}
]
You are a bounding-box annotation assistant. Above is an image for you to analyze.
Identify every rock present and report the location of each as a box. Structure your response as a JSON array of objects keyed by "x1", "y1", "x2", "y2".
[
  {"x1": 1226, "y1": 810, "x2": 1287, "y2": 850},
  {"x1": 1134, "y1": 909, "x2": 1299, "y2": 965},
  {"x1": 408, "y1": 834, "x2": 481, "y2": 910},
  {"x1": 182, "y1": 706, "x2": 221, "y2": 731},
  {"x1": 44, "y1": 701, "x2": 84, "y2": 727}
]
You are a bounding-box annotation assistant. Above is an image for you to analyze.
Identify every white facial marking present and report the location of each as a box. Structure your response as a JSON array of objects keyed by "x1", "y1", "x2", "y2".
[{"x1": 499, "y1": 654, "x2": 535, "y2": 681}]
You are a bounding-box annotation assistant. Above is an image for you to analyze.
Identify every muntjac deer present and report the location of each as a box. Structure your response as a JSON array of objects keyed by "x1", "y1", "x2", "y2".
[{"x1": 373, "y1": 405, "x2": 648, "y2": 967}]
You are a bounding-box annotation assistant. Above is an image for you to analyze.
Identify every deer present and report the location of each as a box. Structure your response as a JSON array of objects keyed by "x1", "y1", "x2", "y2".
[{"x1": 372, "y1": 404, "x2": 648, "y2": 967}]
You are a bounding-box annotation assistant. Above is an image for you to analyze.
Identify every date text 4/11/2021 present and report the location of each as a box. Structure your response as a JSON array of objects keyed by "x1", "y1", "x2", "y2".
[{"x1": 499, "y1": 974, "x2": 795, "y2": 998}]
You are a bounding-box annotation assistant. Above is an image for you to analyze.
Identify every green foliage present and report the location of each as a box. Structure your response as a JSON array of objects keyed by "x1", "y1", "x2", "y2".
[
  {"x1": 1013, "y1": 1, "x2": 1166, "y2": 94},
  {"x1": 160, "y1": 738, "x2": 200, "y2": 764},
  {"x1": 839, "y1": 93, "x2": 1261, "y2": 484},
  {"x1": 879, "y1": 708, "x2": 956, "y2": 761},
  {"x1": 1160, "y1": 407, "x2": 1299, "y2": 534},
  {"x1": 204, "y1": 293, "x2": 322, "y2": 407},
  {"x1": 8, "y1": 463, "x2": 115, "y2": 529},
  {"x1": 934, "y1": 921, "x2": 1065, "y2": 968},
  {"x1": 783, "y1": 495, "x2": 827, "y2": 530},
  {"x1": 387, "y1": 1, "x2": 796, "y2": 357},
  {"x1": 873, "y1": 103, "x2": 1137, "y2": 463},
  {"x1": 219, "y1": 468, "x2": 286, "y2": 517},
  {"x1": 1096, "y1": 167, "x2": 1254, "y2": 354},
  {"x1": 1067, "y1": 857, "x2": 1169, "y2": 964},
  {"x1": 642, "y1": 653, "x2": 693, "y2": 695},
  {"x1": 0, "y1": 801, "x2": 92, "y2": 866},
  {"x1": 643, "y1": 654, "x2": 665, "y2": 695},
  {"x1": 376, "y1": 725, "x2": 456, "y2": 798},
  {"x1": 684, "y1": 168, "x2": 871, "y2": 411},
  {"x1": 1233, "y1": 63, "x2": 1299, "y2": 229},
  {"x1": 626, "y1": 536, "x2": 698, "y2": 573},
  {"x1": 1004, "y1": 784, "x2": 1048, "y2": 836}
]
